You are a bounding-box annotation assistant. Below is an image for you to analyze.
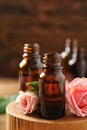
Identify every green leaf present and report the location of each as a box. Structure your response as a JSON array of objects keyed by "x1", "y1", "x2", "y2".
[
  {"x1": 26, "y1": 81, "x2": 39, "y2": 95},
  {"x1": 0, "y1": 94, "x2": 18, "y2": 114},
  {"x1": 0, "y1": 98, "x2": 6, "y2": 103}
]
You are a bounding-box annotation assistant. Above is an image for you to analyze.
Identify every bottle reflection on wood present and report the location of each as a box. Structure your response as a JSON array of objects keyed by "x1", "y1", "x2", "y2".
[{"x1": 39, "y1": 52, "x2": 65, "y2": 119}]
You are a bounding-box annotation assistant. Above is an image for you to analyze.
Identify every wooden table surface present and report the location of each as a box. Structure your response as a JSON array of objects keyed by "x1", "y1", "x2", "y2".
[
  {"x1": 6, "y1": 101, "x2": 87, "y2": 130},
  {"x1": 0, "y1": 78, "x2": 19, "y2": 130}
]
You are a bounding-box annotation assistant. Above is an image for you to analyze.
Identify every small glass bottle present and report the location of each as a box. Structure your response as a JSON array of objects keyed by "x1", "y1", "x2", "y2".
[
  {"x1": 69, "y1": 45, "x2": 87, "y2": 79},
  {"x1": 39, "y1": 52, "x2": 65, "y2": 119},
  {"x1": 29, "y1": 43, "x2": 42, "y2": 82},
  {"x1": 61, "y1": 38, "x2": 71, "y2": 81},
  {"x1": 68, "y1": 39, "x2": 78, "y2": 80},
  {"x1": 61, "y1": 38, "x2": 71, "y2": 59},
  {"x1": 19, "y1": 43, "x2": 32, "y2": 91},
  {"x1": 77, "y1": 47, "x2": 87, "y2": 77}
]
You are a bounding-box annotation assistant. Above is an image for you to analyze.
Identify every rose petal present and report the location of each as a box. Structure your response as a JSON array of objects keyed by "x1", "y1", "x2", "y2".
[
  {"x1": 16, "y1": 91, "x2": 39, "y2": 114},
  {"x1": 65, "y1": 78, "x2": 87, "y2": 117}
]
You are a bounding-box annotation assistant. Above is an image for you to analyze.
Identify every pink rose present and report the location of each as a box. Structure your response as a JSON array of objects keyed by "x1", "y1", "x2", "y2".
[
  {"x1": 65, "y1": 78, "x2": 87, "y2": 117},
  {"x1": 16, "y1": 91, "x2": 39, "y2": 114}
]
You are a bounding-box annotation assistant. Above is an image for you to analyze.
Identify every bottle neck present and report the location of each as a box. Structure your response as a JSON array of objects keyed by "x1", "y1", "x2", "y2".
[
  {"x1": 31, "y1": 43, "x2": 41, "y2": 62},
  {"x1": 32, "y1": 43, "x2": 40, "y2": 55},
  {"x1": 23, "y1": 43, "x2": 32, "y2": 58},
  {"x1": 42, "y1": 52, "x2": 63, "y2": 73},
  {"x1": 42, "y1": 64, "x2": 62, "y2": 73},
  {"x1": 61, "y1": 38, "x2": 71, "y2": 59},
  {"x1": 31, "y1": 55, "x2": 41, "y2": 63},
  {"x1": 23, "y1": 53, "x2": 30, "y2": 58}
]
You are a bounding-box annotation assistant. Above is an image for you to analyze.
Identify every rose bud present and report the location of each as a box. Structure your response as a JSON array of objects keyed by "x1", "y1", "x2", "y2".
[{"x1": 16, "y1": 91, "x2": 39, "y2": 114}]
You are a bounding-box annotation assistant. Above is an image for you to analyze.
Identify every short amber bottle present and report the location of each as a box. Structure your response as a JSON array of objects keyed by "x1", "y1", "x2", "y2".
[
  {"x1": 19, "y1": 43, "x2": 42, "y2": 91},
  {"x1": 39, "y1": 52, "x2": 65, "y2": 119},
  {"x1": 19, "y1": 44, "x2": 32, "y2": 91}
]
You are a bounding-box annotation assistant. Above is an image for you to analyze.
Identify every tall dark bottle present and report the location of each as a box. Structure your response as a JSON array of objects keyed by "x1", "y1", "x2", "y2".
[
  {"x1": 29, "y1": 43, "x2": 42, "y2": 82},
  {"x1": 39, "y1": 52, "x2": 65, "y2": 119},
  {"x1": 19, "y1": 44, "x2": 32, "y2": 91}
]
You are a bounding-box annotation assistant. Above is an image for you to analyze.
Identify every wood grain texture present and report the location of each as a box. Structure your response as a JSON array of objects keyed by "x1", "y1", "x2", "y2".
[{"x1": 6, "y1": 101, "x2": 87, "y2": 130}]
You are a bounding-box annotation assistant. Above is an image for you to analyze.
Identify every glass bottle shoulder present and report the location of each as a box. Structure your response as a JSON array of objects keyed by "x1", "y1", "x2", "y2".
[
  {"x1": 40, "y1": 70, "x2": 65, "y2": 82},
  {"x1": 19, "y1": 57, "x2": 30, "y2": 69},
  {"x1": 29, "y1": 57, "x2": 42, "y2": 68}
]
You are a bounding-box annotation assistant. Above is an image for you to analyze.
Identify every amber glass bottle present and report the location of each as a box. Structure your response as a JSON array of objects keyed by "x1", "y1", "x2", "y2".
[
  {"x1": 29, "y1": 43, "x2": 42, "y2": 82},
  {"x1": 61, "y1": 38, "x2": 71, "y2": 81},
  {"x1": 68, "y1": 39, "x2": 87, "y2": 79},
  {"x1": 77, "y1": 47, "x2": 87, "y2": 77},
  {"x1": 39, "y1": 52, "x2": 65, "y2": 119},
  {"x1": 19, "y1": 44, "x2": 32, "y2": 91},
  {"x1": 68, "y1": 39, "x2": 78, "y2": 80}
]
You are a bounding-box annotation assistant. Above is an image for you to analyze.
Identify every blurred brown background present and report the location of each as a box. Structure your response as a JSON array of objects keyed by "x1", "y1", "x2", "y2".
[{"x1": 0, "y1": 0, "x2": 87, "y2": 78}]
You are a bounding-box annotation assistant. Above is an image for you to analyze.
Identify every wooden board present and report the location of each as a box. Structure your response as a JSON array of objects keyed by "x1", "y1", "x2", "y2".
[{"x1": 6, "y1": 101, "x2": 87, "y2": 130}]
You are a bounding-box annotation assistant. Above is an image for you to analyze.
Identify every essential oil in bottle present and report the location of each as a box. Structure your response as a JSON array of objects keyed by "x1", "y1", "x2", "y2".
[
  {"x1": 29, "y1": 43, "x2": 42, "y2": 82},
  {"x1": 19, "y1": 43, "x2": 32, "y2": 91},
  {"x1": 39, "y1": 52, "x2": 65, "y2": 119},
  {"x1": 68, "y1": 39, "x2": 87, "y2": 79},
  {"x1": 61, "y1": 38, "x2": 71, "y2": 81}
]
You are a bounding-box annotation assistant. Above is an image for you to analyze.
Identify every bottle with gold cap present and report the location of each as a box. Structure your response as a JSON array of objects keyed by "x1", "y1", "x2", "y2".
[
  {"x1": 39, "y1": 52, "x2": 65, "y2": 119},
  {"x1": 19, "y1": 43, "x2": 32, "y2": 91}
]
